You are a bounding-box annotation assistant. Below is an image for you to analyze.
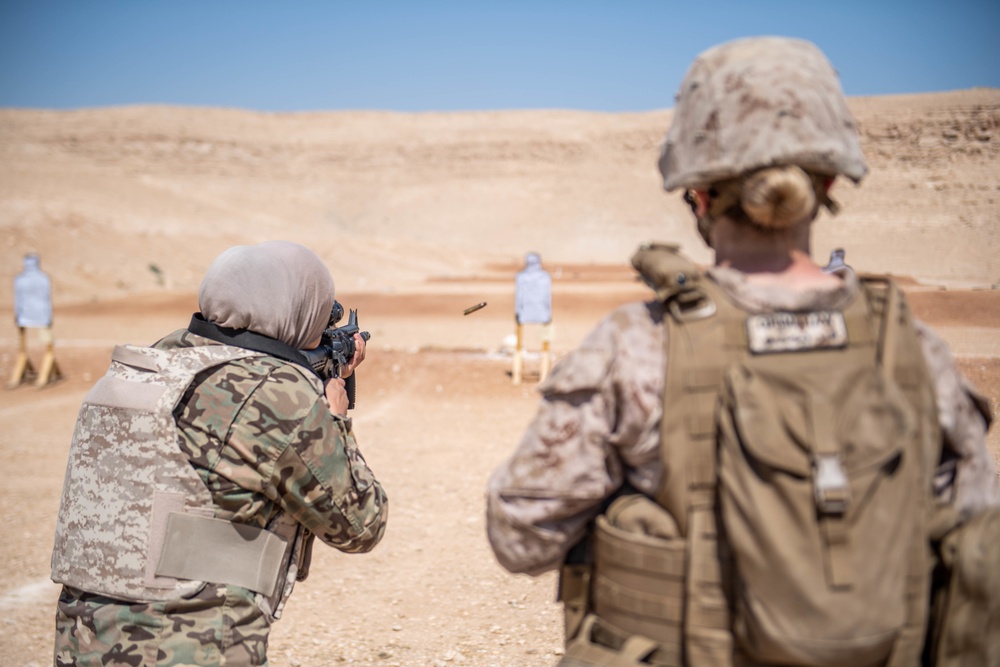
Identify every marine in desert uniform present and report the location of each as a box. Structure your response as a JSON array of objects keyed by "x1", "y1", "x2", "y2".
[
  {"x1": 51, "y1": 241, "x2": 387, "y2": 666},
  {"x1": 486, "y1": 37, "x2": 998, "y2": 666}
]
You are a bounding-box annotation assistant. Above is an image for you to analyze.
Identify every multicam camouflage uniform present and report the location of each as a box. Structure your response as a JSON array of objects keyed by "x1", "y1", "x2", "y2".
[
  {"x1": 54, "y1": 330, "x2": 388, "y2": 667},
  {"x1": 486, "y1": 267, "x2": 998, "y2": 576},
  {"x1": 489, "y1": 36, "x2": 999, "y2": 665}
]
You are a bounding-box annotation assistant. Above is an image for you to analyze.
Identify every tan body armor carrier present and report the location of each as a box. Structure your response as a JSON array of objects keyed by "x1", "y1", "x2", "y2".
[
  {"x1": 560, "y1": 244, "x2": 942, "y2": 667},
  {"x1": 51, "y1": 343, "x2": 317, "y2": 618}
]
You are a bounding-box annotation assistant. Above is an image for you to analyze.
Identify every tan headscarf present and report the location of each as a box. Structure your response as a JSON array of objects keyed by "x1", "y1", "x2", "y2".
[{"x1": 198, "y1": 241, "x2": 335, "y2": 350}]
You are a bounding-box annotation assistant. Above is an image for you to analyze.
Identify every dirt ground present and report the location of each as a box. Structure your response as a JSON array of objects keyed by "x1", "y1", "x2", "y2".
[
  {"x1": 0, "y1": 275, "x2": 998, "y2": 667},
  {"x1": 0, "y1": 89, "x2": 997, "y2": 665}
]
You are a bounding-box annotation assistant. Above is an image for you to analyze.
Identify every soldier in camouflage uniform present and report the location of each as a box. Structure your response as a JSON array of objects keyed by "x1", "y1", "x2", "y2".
[
  {"x1": 486, "y1": 37, "x2": 999, "y2": 666},
  {"x1": 51, "y1": 241, "x2": 388, "y2": 666}
]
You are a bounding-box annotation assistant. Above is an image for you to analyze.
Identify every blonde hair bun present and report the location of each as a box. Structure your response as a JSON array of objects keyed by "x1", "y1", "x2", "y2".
[{"x1": 741, "y1": 165, "x2": 816, "y2": 230}]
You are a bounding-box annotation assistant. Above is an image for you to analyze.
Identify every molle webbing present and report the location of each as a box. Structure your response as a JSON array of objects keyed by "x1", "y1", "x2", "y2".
[
  {"x1": 592, "y1": 515, "x2": 685, "y2": 654},
  {"x1": 656, "y1": 296, "x2": 736, "y2": 667}
]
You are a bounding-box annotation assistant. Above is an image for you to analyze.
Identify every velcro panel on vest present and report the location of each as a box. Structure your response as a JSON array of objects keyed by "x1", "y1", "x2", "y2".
[
  {"x1": 145, "y1": 491, "x2": 186, "y2": 590},
  {"x1": 156, "y1": 512, "x2": 289, "y2": 596},
  {"x1": 84, "y1": 375, "x2": 165, "y2": 411}
]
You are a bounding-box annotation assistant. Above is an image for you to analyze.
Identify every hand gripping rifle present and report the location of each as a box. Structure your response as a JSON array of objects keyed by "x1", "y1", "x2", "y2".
[{"x1": 301, "y1": 301, "x2": 371, "y2": 409}]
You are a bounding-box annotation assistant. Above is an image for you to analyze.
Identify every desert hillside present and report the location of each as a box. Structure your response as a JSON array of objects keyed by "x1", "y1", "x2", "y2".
[{"x1": 1, "y1": 88, "x2": 998, "y2": 307}]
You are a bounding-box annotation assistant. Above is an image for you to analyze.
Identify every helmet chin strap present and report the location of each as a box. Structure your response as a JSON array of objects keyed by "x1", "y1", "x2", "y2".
[
  {"x1": 684, "y1": 189, "x2": 715, "y2": 248},
  {"x1": 686, "y1": 182, "x2": 743, "y2": 248},
  {"x1": 696, "y1": 212, "x2": 714, "y2": 247}
]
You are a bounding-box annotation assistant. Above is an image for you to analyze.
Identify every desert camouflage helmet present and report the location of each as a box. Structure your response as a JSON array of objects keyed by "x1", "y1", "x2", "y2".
[{"x1": 658, "y1": 37, "x2": 868, "y2": 192}]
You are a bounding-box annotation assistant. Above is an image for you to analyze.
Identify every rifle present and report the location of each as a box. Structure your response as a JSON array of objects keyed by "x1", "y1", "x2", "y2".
[{"x1": 301, "y1": 301, "x2": 371, "y2": 409}]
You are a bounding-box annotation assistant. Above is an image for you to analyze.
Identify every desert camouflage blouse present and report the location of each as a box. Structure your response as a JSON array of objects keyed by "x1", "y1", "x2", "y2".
[{"x1": 486, "y1": 268, "x2": 998, "y2": 576}]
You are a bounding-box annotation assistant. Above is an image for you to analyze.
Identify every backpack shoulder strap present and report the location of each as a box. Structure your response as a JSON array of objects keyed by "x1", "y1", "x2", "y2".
[
  {"x1": 861, "y1": 275, "x2": 947, "y2": 665},
  {"x1": 859, "y1": 275, "x2": 942, "y2": 474},
  {"x1": 640, "y1": 250, "x2": 742, "y2": 666},
  {"x1": 645, "y1": 261, "x2": 744, "y2": 533}
]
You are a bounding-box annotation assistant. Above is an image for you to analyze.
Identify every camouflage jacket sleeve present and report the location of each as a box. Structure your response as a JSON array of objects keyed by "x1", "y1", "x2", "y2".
[
  {"x1": 233, "y1": 364, "x2": 389, "y2": 553},
  {"x1": 915, "y1": 320, "x2": 1000, "y2": 516},
  {"x1": 486, "y1": 302, "x2": 667, "y2": 575}
]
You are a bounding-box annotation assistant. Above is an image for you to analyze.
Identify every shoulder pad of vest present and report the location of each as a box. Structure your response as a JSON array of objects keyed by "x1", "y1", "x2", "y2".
[{"x1": 631, "y1": 242, "x2": 705, "y2": 302}]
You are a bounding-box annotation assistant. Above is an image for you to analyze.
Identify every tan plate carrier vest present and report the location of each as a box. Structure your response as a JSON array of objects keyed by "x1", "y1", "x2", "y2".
[
  {"x1": 51, "y1": 343, "x2": 316, "y2": 617},
  {"x1": 560, "y1": 244, "x2": 942, "y2": 667}
]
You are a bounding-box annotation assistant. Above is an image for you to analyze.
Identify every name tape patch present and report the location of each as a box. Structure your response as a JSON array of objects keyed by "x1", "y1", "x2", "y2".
[{"x1": 746, "y1": 311, "x2": 848, "y2": 353}]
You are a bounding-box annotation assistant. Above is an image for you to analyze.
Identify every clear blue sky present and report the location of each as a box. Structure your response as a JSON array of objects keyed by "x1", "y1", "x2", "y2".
[{"x1": 1, "y1": 0, "x2": 997, "y2": 112}]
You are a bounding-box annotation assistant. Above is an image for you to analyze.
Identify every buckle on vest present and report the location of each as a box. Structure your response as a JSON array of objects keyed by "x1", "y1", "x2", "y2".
[
  {"x1": 668, "y1": 289, "x2": 717, "y2": 322},
  {"x1": 814, "y1": 455, "x2": 851, "y2": 514}
]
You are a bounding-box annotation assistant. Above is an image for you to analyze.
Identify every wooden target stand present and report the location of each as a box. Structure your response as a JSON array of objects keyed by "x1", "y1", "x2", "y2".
[
  {"x1": 511, "y1": 321, "x2": 553, "y2": 385},
  {"x1": 7, "y1": 326, "x2": 63, "y2": 389}
]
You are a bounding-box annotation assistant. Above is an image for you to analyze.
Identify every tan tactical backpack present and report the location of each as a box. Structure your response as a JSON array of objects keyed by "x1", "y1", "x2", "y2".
[{"x1": 561, "y1": 244, "x2": 943, "y2": 667}]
